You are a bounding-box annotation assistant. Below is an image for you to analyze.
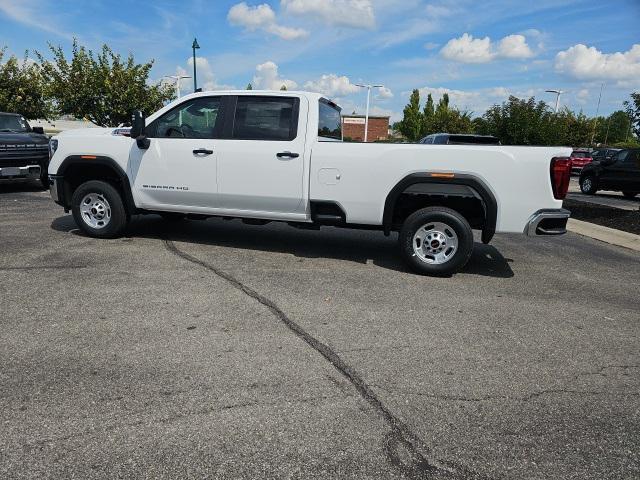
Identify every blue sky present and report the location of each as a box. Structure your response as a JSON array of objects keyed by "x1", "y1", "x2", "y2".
[{"x1": 1, "y1": 0, "x2": 639, "y2": 121}]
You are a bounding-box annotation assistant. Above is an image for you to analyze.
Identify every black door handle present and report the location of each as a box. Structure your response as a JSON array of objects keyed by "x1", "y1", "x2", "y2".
[
  {"x1": 193, "y1": 148, "x2": 213, "y2": 155},
  {"x1": 276, "y1": 151, "x2": 299, "y2": 158}
]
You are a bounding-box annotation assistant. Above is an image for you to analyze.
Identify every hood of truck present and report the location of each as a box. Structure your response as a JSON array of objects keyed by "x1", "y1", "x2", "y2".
[
  {"x1": 0, "y1": 131, "x2": 49, "y2": 146},
  {"x1": 56, "y1": 127, "x2": 114, "y2": 137}
]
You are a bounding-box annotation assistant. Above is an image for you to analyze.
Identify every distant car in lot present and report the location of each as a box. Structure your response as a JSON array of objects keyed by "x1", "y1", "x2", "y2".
[
  {"x1": 0, "y1": 112, "x2": 50, "y2": 188},
  {"x1": 569, "y1": 150, "x2": 592, "y2": 174},
  {"x1": 579, "y1": 148, "x2": 640, "y2": 198},
  {"x1": 419, "y1": 133, "x2": 501, "y2": 145}
]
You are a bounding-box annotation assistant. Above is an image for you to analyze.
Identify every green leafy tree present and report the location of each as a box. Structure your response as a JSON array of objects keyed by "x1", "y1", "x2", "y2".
[
  {"x1": 398, "y1": 89, "x2": 422, "y2": 141},
  {"x1": 246, "y1": 83, "x2": 253, "y2": 90},
  {"x1": 623, "y1": 92, "x2": 640, "y2": 138},
  {"x1": 599, "y1": 110, "x2": 633, "y2": 144},
  {"x1": 280, "y1": 84, "x2": 287, "y2": 91},
  {"x1": 421, "y1": 93, "x2": 434, "y2": 136},
  {"x1": 0, "y1": 48, "x2": 54, "y2": 119},
  {"x1": 36, "y1": 40, "x2": 174, "y2": 127}
]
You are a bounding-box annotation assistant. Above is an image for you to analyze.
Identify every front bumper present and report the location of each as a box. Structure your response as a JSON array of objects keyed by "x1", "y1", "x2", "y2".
[
  {"x1": 0, "y1": 164, "x2": 41, "y2": 180},
  {"x1": 49, "y1": 175, "x2": 65, "y2": 206},
  {"x1": 524, "y1": 208, "x2": 571, "y2": 236}
]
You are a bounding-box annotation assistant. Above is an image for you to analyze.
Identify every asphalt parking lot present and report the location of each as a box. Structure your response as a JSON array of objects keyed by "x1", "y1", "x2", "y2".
[{"x1": 1, "y1": 184, "x2": 639, "y2": 480}]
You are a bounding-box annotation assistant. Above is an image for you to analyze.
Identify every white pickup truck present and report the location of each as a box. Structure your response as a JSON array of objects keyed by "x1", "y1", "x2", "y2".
[{"x1": 48, "y1": 90, "x2": 571, "y2": 275}]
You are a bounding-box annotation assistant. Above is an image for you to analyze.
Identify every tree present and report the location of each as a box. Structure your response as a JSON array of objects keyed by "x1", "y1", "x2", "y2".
[
  {"x1": 421, "y1": 93, "x2": 434, "y2": 136},
  {"x1": 0, "y1": 48, "x2": 54, "y2": 119},
  {"x1": 36, "y1": 40, "x2": 174, "y2": 127},
  {"x1": 246, "y1": 83, "x2": 253, "y2": 90},
  {"x1": 280, "y1": 84, "x2": 287, "y2": 91},
  {"x1": 623, "y1": 92, "x2": 640, "y2": 138},
  {"x1": 398, "y1": 89, "x2": 422, "y2": 141}
]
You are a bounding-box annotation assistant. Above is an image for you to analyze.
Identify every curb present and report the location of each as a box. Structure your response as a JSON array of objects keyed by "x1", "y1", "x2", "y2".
[{"x1": 567, "y1": 219, "x2": 640, "y2": 252}]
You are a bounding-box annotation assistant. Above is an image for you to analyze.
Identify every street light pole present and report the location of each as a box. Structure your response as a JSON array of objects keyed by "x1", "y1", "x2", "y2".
[
  {"x1": 192, "y1": 38, "x2": 200, "y2": 92},
  {"x1": 545, "y1": 89, "x2": 564, "y2": 113},
  {"x1": 590, "y1": 82, "x2": 605, "y2": 146},
  {"x1": 163, "y1": 75, "x2": 191, "y2": 99},
  {"x1": 355, "y1": 83, "x2": 383, "y2": 142}
]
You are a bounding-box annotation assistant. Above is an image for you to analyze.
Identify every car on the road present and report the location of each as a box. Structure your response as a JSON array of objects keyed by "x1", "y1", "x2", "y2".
[
  {"x1": 47, "y1": 90, "x2": 572, "y2": 276},
  {"x1": 569, "y1": 149, "x2": 592, "y2": 174},
  {"x1": 419, "y1": 133, "x2": 500, "y2": 145},
  {"x1": 579, "y1": 148, "x2": 640, "y2": 198},
  {"x1": 0, "y1": 112, "x2": 50, "y2": 188}
]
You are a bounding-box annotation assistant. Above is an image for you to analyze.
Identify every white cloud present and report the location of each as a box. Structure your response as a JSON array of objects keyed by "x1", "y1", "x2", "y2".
[
  {"x1": 253, "y1": 61, "x2": 297, "y2": 90},
  {"x1": 281, "y1": 0, "x2": 375, "y2": 29},
  {"x1": 424, "y1": 42, "x2": 439, "y2": 50},
  {"x1": 304, "y1": 74, "x2": 359, "y2": 96},
  {"x1": 168, "y1": 58, "x2": 234, "y2": 93},
  {"x1": 377, "y1": 86, "x2": 394, "y2": 99},
  {"x1": 576, "y1": 88, "x2": 590, "y2": 105},
  {"x1": 497, "y1": 34, "x2": 534, "y2": 59},
  {"x1": 440, "y1": 33, "x2": 535, "y2": 63},
  {"x1": 0, "y1": 0, "x2": 72, "y2": 38},
  {"x1": 554, "y1": 44, "x2": 640, "y2": 84},
  {"x1": 227, "y1": 2, "x2": 308, "y2": 40}
]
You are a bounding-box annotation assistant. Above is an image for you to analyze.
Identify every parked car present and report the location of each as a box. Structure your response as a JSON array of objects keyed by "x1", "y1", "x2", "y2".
[
  {"x1": 0, "y1": 112, "x2": 50, "y2": 188},
  {"x1": 569, "y1": 150, "x2": 592, "y2": 174},
  {"x1": 47, "y1": 90, "x2": 571, "y2": 276},
  {"x1": 419, "y1": 133, "x2": 500, "y2": 145},
  {"x1": 579, "y1": 148, "x2": 640, "y2": 198},
  {"x1": 590, "y1": 148, "x2": 621, "y2": 162}
]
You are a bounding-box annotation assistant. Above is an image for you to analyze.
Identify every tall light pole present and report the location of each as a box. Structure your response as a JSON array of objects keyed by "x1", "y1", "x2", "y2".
[
  {"x1": 163, "y1": 74, "x2": 191, "y2": 99},
  {"x1": 355, "y1": 83, "x2": 383, "y2": 142},
  {"x1": 192, "y1": 38, "x2": 200, "y2": 92},
  {"x1": 545, "y1": 89, "x2": 564, "y2": 113},
  {"x1": 590, "y1": 82, "x2": 604, "y2": 146}
]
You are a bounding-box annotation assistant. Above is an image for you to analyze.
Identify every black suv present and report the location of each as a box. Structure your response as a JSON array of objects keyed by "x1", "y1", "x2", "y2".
[
  {"x1": 579, "y1": 148, "x2": 640, "y2": 198},
  {"x1": 0, "y1": 112, "x2": 50, "y2": 188}
]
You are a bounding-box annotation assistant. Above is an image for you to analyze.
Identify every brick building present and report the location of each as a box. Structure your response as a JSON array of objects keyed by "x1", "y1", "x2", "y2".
[{"x1": 341, "y1": 115, "x2": 390, "y2": 142}]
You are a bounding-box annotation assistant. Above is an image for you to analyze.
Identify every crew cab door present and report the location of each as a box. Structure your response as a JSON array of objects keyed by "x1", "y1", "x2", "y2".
[
  {"x1": 129, "y1": 96, "x2": 226, "y2": 209},
  {"x1": 601, "y1": 150, "x2": 637, "y2": 190},
  {"x1": 215, "y1": 95, "x2": 307, "y2": 214}
]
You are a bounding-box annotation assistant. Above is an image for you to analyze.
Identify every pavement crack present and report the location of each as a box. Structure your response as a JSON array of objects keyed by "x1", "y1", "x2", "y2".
[{"x1": 163, "y1": 239, "x2": 485, "y2": 480}]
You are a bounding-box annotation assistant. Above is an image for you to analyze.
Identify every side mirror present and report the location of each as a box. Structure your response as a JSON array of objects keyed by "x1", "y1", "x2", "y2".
[
  {"x1": 130, "y1": 110, "x2": 150, "y2": 149},
  {"x1": 32, "y1": 126, "x2": 45, "y2": 134}
]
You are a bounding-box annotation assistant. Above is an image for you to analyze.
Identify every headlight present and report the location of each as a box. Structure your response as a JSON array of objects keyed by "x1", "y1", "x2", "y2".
[{"x1": 49, "y1": 139, "x2": 58, "y2": 159}]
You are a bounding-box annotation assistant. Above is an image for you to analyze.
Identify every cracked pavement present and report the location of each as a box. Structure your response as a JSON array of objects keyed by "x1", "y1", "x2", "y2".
[{"x1": 1, "y1": 184, "x2": 639, "y2": 479}]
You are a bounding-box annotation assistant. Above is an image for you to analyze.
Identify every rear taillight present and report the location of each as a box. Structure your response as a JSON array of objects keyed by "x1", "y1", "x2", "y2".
[{"x1": 550, "y1": 157, "x2": 571, "y2": 200}]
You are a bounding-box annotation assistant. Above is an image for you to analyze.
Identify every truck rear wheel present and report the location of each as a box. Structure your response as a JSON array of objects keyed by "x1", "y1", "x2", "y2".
[
  {"x1": 399, "y1": 207, "x2": 474, "y2": 276},
  {"x1": 71, "y1": 180, "x2": 128, "y2": 238}
]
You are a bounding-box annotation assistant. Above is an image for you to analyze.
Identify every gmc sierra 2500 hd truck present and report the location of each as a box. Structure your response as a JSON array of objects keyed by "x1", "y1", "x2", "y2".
[{"x1": 48, "y1": 90, "x2": 572, "y2": 276}]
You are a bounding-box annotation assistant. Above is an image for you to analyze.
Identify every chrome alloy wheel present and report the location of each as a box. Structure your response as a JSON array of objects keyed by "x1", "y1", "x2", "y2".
[
  {"x1": 581, "y1": 177, "x2": 592, "y2": 191},
  {"x1": 79, "y1": 193, "x2": 111, "y2": 229},
  {"x1": 412, "y1": 221, "x2": 459, "y2": 264}
]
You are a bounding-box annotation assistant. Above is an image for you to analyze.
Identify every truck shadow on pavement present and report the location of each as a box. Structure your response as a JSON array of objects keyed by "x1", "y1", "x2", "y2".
[{"x1": 51, "y1": 214, "x2": 514, "y2": 278}]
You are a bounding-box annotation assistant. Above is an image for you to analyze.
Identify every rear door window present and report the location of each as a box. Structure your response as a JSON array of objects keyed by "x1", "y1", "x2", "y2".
[
  {"x1": 318, "y1": 99, "x2": 342, "y2": 140},
  {"x1": 232, "y1": 96, "x2": 298, "y2": 141}
]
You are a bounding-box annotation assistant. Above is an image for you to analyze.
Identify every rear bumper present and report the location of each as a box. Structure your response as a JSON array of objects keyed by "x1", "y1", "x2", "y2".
[
  {"x1": 524, "y1": 208, "x2": 571, "y2": 236},
  {"x1": 0, "y1": 164, "x2": 41, "y2": 180}
]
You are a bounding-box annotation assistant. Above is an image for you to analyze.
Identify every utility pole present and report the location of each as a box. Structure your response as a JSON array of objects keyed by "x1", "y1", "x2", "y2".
[
  {"x1": 192, "y1": 38, "x2": 200, "y2": 92},
  {"x1": 163, "y1": 74, "x2": 191, "y2": 99},
  {"x1": 590, "y1": 82, "x2": 604, "y2": 146},
  {"x1": 355, "y1": 83, "x2": 384, "y2": 142},
  {"x1": 545, "y1": 89, "x2": 564, "y2": 113}
]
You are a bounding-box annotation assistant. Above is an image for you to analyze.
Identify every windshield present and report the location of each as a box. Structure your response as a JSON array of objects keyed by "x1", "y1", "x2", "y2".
[
  {"x1": 318, "y1": 99, "x2": 342, "y2": 140},
  {"x1": 0, "y1": 114, "x2": 30, "y2": 132}
]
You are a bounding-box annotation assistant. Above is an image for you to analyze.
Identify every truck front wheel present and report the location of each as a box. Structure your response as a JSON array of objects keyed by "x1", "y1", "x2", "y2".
[
  {"x1": 399, "y1": 207, "x2": 474, "y2": 276},
  {"x1": 71, "y1": 180, "x2": 128, "y2": 238}
]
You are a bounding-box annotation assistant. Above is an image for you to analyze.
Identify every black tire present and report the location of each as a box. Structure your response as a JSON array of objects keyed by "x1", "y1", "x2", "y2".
[
  {"x1": 159, "y1": 212, "x2": 187, "y2": 222},
  {"x1": 579, "y1": 175, "x2": 598, "y2": 195},
  {"x1": 399, "y1": 207, "x2": 474, "y2": 276},
  {"x1": 622, "y1": 191, "x2": 638, "y2": 198},
  {"x1": 71, "y1": 180, "x2": 128, "y2": 238}
]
